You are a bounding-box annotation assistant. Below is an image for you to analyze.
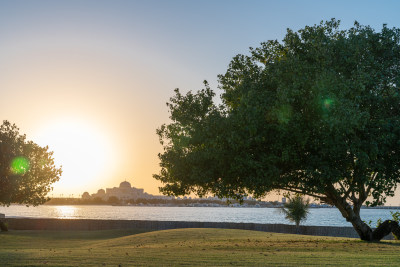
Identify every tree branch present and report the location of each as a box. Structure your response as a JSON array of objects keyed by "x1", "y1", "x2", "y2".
[
  {"x1": 350, "y1": 191, "x2": 357, "y2": 204},
  {"x1": 366, "y1": 172, "x2": 378, "y2": 196},
  {"x1": 337, "y1": 180, "x2": 347, "y2": 193},
  {"x1": 336, "y1": 180, "x2": 353, "y2": 200},
  {"x1": 279, "y1": 187, "x2": 327, "y2": 201}
]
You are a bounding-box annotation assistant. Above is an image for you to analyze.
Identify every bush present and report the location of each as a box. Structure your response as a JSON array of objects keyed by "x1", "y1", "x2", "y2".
[
  {"x1": 281, "y1": 194, "x2": 310, "y2": 231},
  {"x1": 0, "y1": 221, "x2": 8, "y2": 232}
]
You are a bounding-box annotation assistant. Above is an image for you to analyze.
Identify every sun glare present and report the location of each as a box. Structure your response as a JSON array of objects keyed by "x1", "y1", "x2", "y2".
[
  {"x1": 33, "y1": 118, "x2": 116, "y2": 194},
  {"x1": 54, "y1": 206, "x2": 77, "y2": 219}
]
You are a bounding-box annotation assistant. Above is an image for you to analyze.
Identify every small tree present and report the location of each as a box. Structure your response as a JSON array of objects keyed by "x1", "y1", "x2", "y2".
[
  {"x1": 0, "y1": 120, "x2": 62, "y2": 206},
  {"x1": 281, "y1": 194, "x2": 310, "y2": 232}
]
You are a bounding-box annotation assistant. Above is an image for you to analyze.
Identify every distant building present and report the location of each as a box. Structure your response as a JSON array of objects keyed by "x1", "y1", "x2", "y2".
[
  {"x1": 83, "y1": 180, "x2": 148, "y2": 202},
  {"x1": 82, "y1": 192, "x2": 90, "y2": 199},
  {"x1": 106, "y1": 181, "x2": 145, "y2": 201}
]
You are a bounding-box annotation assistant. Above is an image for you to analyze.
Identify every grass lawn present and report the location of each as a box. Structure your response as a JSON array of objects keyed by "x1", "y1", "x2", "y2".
[{"x1": 1, "y1": 228, "x2": 400, "y2": 266}]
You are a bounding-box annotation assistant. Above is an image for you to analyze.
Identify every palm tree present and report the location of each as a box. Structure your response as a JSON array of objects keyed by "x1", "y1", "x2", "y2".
[{"x1": 281, "y1": 194, "x2": 310, "y2": 233}]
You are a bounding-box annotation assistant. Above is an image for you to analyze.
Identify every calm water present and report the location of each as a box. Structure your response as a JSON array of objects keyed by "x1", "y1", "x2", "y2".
[{"x1": 0, "y1": 205, "x2": 397, "y2": 227}]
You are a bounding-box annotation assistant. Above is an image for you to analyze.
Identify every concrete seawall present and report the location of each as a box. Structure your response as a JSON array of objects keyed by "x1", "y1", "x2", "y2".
[{"x1": 3, "y1": 218, "x2": 394, "y2": 240}]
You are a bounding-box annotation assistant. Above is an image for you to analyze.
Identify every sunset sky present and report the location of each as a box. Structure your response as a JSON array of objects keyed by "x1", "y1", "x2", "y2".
[{"x1": 1, "y1": 0, "x2": 400, "y2": 203}]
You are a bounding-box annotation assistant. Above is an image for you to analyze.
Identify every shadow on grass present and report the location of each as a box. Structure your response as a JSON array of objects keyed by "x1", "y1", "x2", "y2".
[
  {"x1": 0, "y1": 228, "x2": 155, "y2": 240},
  {"x1": 370, "y1": 240, "x2": 400, "y2": 247}
]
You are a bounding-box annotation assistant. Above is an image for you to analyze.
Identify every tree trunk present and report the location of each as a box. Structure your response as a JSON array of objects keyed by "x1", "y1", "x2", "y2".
[
  {"x1": 349, "y1": 215, "x2": 373, "y2": 241},
  {"x1": 331, "y1": 196, "x2": 400, "y2": 241},
  {"x1": 350, "y1": 217, "x2": 400, "y2": 241},
  {"x1": 372, "y1": 220, "x2": 400, "y2": 241},
  {"x1": 325, "y1": 188, "x2": 400, "y2": 241}
]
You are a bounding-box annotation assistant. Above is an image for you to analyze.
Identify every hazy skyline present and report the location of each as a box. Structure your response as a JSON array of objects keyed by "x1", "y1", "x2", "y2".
[{"x1": 1, "y1": 0, "x2": 400, "y2": 204}]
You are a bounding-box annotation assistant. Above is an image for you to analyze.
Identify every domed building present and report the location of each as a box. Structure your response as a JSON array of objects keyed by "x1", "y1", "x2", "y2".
[
  {"x1": 106, "y1": 181, "x2": 145, "y2": 201},
  {"x1": 83, "y1": 180, "x2": 153, "y2": 202},
  {"x1": 82, "y1": 192, "x2": 90, "y2": 199},
  {"x1": 119, "y1": 181, "x2": 131, "y2": 188},
  {"x1": 97, "y1": 189, "x2": 106, "y2": 196}
]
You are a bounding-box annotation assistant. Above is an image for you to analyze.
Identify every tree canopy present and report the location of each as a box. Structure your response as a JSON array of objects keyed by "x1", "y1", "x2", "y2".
[
  {"x1": 154, "y1": 19, "x2": 400, "y2": 241},
  {"x1": 0, "y1": 120, "x2": 62, "y2": 206}
]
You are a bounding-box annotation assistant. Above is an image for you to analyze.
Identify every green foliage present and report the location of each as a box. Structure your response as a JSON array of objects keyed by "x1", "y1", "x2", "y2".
[
  {"x1": 364, "y1": 220, "x2": 373, "y2": 228},
  {"x1": 376, "y1": 218, "x2": 383, "y2": 228},
  {"x1": 281, "y1": 194, "x2": 310, "y2": 227},
  {"x1": 390, "y1": 211, "x2": 400, "y2": 223},
  {"x1": 0, "y1": 221, "x2": 7, "y2": 232},
  {"x1": 0, "y1": 120, "x2": 62, "y2": 206},
  {"x1": 155, "y1": 19, "x2": 400, "y2": 239},
  {"x1": 373, "y1": 212, "x2": 400, "y2": 228}
]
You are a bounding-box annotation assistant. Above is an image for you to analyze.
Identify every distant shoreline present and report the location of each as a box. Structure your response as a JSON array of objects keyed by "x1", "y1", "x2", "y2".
[{"x1": 39, "y1": 203, "x2": 400, "y2": 209}]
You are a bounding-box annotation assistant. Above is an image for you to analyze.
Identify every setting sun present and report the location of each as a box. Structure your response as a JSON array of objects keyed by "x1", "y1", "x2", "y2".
[{"x1": 32, "y1": 118, "x2": 116, "y2": 196}]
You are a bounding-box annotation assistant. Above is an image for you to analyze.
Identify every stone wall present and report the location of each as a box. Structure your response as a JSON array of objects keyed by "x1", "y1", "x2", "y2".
[{"x1": 3, "y1": 218, "x2": 394, "y2": 240}]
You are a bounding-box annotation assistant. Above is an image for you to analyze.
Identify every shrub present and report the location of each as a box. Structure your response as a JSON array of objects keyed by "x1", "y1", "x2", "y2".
[
  {"x1": 0, "y1": 221, "x2": 8, "y2": 232},
  {"x1": 281, "y1": 194, "x2": 310, "y2": 231}
]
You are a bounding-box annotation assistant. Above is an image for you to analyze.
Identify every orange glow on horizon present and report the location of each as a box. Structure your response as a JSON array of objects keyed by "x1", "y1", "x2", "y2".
[{"x1": 32, "y1": 117, "x2": 118, "y2": 196}]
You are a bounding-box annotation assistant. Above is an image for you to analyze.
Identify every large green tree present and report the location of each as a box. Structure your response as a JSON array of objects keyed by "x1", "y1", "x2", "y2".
[
  {"x1": 0, "y1": 120, "x2": 62, "y2": 206},
  {"x1": 154, "y1": 19, "x2": 400, "y2": 241}
]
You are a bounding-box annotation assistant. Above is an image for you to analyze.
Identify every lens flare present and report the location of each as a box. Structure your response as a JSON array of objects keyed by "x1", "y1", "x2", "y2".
[
  {"x1": 323, "y1": 98, "x2": 334, "y2": 109},
  {"x1": 11, "y1": 157, "x2": 30, "y2": 175}
]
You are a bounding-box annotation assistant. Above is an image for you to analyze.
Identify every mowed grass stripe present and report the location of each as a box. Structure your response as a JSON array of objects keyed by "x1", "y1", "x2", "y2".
[{"x1": 1, "y1": 228, "x2": 400, "y2": 266}]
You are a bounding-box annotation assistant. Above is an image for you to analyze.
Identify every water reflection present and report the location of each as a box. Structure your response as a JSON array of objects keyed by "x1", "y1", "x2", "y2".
[
  {"x1": 54, "y1": 206, "x2": 77, "y2": 218},
  {"x1": 0, "y1": 205, "x2": 397, "y2": 227}
]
